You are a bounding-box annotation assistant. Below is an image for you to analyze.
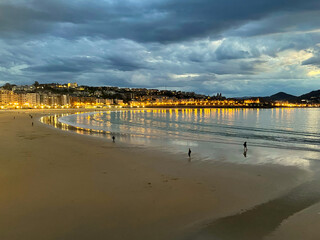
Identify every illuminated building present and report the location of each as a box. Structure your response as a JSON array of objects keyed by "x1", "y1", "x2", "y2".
[{"x1": 67, "y1": 82, "x2": 78, "y2": 88}]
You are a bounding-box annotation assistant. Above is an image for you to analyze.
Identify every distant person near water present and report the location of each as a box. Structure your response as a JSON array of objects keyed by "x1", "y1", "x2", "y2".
[
  {"x1": 243, "y1": 141, "x2": 247, "y2": 151},
  {"x1": 112, "y1": 136, "x2": 115, "y2": 142},
  {"x1": 188, "y1": 148, "x2": 191, "y2": 158},
  {"x1": 243, "y1": 141, "x2": 248, "y2": 157}
]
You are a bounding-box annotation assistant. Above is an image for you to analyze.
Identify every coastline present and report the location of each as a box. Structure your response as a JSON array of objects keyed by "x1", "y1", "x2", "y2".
[
  {"x1": 145, "y1": 105, "x2": 320, "y2": 109},
  {"x1": 0, "y1": 109, "x2": 318, "y2": 240}
]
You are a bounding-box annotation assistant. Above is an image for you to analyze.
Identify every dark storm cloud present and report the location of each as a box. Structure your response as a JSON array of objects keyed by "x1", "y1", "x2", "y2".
[
  {"x1": 302, "y1": 57, "x2": 320, "y2": 67},
  {"x1": 215, "y1": 40, "x2": 257, "y2": 60},
  {"x1": 104, "y1": 55, "x2": 149, "y2": 72},
  {"x1": 23, "y1": 57, "x2": 100, "y2": 73},
  {"x1": 302, "y1": 47, "x2": 320, "y2": 67},
  {"x1": 203, "y1": 59, "x2": 265, "y2": 76},
  {"x1": 1, "y1": 0, "x2": 320, "y2": 96},
  {"x1": 227, "y1": 10, "x2": 320, "y2": 38},
  {"x1": 23, "y1": 51, "x2": 148, "y2": 74},
  {"x1": 25, "y1": 64, "x2": 83, "y2": 73},
  {"x1": 0, "y1": 0, "x2": 320, "y2": 43}
]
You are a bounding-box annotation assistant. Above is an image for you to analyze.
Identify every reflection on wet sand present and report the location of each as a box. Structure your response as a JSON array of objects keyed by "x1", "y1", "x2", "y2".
[
  {"x1": 40, "y1": 112, "x2": 159, "y2": 144},
  {"x1": 191, "y1": 177, "x2": 320, "y2": 240},
  {"x1": 40, "y1": 112, "x2": 111, "y2": 137}
]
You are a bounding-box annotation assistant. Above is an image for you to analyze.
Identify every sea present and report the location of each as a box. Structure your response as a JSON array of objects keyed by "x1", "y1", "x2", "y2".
[{"x1": 51, "y1": 108, "x2": 320, "y2": 168}]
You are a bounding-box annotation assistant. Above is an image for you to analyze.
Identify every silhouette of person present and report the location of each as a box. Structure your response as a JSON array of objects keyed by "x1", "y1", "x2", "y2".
[
  {"x1": 243, "y1": 141, "x2": 247, "y2": 151},
  {"x1": 188, "y1": 148, "x2": 191, "y2": 158},
  {"x1": 112, "y1": 136, "x2": 115, "y2": 142},
  {"x1": 32, "y1": 122, "x2": 34, "y2": 127}
]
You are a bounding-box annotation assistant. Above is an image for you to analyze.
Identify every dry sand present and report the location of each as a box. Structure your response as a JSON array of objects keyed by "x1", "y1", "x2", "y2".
[{"x1": 0, "y1": 109, "x2": 317, "y2": 240}]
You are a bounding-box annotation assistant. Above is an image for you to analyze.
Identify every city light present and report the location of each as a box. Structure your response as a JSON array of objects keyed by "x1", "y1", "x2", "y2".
[{"x1": 0, "y1": 82, "x2": 319, "y2": 109}]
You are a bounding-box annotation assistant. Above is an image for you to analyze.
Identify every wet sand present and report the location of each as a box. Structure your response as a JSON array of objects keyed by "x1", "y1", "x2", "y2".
[
  {"x1": 190, "y1": 174, "x2": 320, "y2": 240},
  {"x1": 0, "y1": 109, "x2": 318, "y2": 240}
]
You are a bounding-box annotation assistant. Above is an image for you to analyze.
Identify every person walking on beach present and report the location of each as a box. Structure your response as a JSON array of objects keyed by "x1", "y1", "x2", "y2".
[
  {"x1": 243, "y1": 141, "x2": 247, "y2": 151},
  {"x1": 188, "y1": 148, "x2": 191, "y2": 158},
  {"x1": 112, "y1": 136, "x2": 115, "y2": 142},
  {"x1": 32, "y1": 122, "x2": 34, "y2": 127}
]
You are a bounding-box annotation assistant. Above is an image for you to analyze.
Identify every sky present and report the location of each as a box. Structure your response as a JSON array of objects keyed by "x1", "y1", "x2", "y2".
[{"x1": 1, "y1": 0, "x2": 320, "y2": 97}]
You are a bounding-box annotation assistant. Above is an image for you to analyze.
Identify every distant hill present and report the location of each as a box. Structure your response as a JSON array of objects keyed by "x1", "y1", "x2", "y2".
[
  {"x1": 299, "y1": 89, "x2": 320, "y2": 100},
  {"x1": 266, "y1": 92, "x2": 297, "y2": 101},
  {"x1": 238, "y1": 89, "x2": 320, "y2": 103},
  {"x1": 264, "y1": 89, "x2": 320, "y2": 103}
]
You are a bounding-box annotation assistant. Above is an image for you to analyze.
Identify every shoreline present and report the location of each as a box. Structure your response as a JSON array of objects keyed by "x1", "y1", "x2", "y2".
[
  {"x1": 0, "y1": 109, "x2": 318, "y2": 239},
  {"x1": 145, "y1": 105, "x2": 320, "y2": 109},
  {"x1": 1, "y1": 105, "x2": 320, "y2": 111},
  {"x1": 41, "y1": 109, "x2": 320, "y2": 155}
]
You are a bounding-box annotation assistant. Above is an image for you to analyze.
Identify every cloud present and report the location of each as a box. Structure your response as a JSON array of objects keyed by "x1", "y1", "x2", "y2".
[
  {"x1": 0, "y1": 0, "x2": 319, "y2": 43},
  {"x1": 302, "y1": 46, "x2": 320, "y2": 67},
  {"x1": 1, "y1": 0, "x2": 320, "y2": 96}
]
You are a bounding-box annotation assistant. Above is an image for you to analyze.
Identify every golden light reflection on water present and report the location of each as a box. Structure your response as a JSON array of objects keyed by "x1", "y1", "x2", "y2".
[
  {"x1": 42, "y1": 108, "x2": 318, "y2": 131},
  {"x1": 41, "y1": 108, "x2": 320, "y2": 156},
  {"x1": 40, "y1": 112, "x2": 113, "y2": 138}
]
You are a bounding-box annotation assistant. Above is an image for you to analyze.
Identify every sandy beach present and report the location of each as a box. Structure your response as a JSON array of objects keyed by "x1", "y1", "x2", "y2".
[{"x1": 0, "y1": 109, "x2": 318, "y2": 240}]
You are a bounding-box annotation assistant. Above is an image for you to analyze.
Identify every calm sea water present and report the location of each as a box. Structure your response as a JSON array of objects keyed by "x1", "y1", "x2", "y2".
[{"x1": 57, "y1": 108, "x2": 320, "y2": 167}]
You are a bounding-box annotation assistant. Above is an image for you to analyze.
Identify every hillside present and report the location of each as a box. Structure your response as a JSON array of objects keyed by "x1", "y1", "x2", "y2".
[
  {"x1": 299, "y1": 89, "x2": 320, "y2": 100},
  {"x1": 268, "y1": 92, "x2": 297, "y2": 101}
]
